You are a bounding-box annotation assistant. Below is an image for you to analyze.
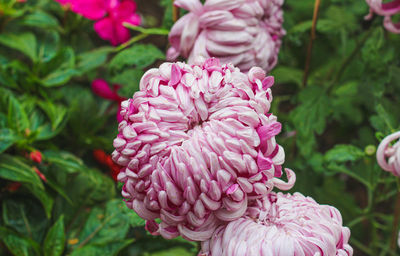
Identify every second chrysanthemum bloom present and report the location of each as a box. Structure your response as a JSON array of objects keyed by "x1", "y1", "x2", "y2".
[{"x1": 167, "y1": 0, "x2": 285, "y2": 72}]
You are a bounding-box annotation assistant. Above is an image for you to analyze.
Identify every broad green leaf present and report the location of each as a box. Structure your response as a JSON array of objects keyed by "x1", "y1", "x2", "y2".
[
  {"x1": 111, "y1": 69, "x2": 143, "y2": 97},
  {"x1": 8, "y1": 95, "x2": 29, "y2": 133},
  {"x1": 290, "y1": 86, "x2": 330, "y2": 156},
  {"x1": 109, "y1": 44, "x2": 164, "y2": 71},
  {"x1": 0, "y1": 128, "x2": 17, "y2": 153},
  {"x1": 76, "y1": 47, "x2": 112, "y2": 74},
  {"x1": 41, "y1": 69, "x2": 78, "y2": 87},
  {"x1": 69, "y1": 239, "x2": 134, "y2": 256},
  {"x1": 0, "y1": 227, "x2": 40, "y2": 256},
  {"x1": 24, "y1": 183, "x2": 54, "y2": 219},
  {"x1": 270, "y1": 66, "x2": 303, "y2": 86},
  {"x1": 324, "y1": 145, "x2": 365, "y2": 163},
  {"x1": 43, "y1": 215, "x2": 65, "y2": 256},
  {"x1": 43, "y1": 150, "x2": 85, "y2": 174},
  {"x1": 2, "y1": 198, "x2": 49, "y2": 244},
  {"x1": 77, "y1": 200, "x2": 131, "y2": 245},
  {"x1": 0, "y1": 155, "x2": 43, "y2": 188},
  {"x1": 37, "y1": 101, "x2": 68, "y2": 130},
  {"x1": 20, "y1": 10, "x2": 59, "y2": 29},
  {"x1": 0, "y1": 33, "x2": 37, "y2": 61}
]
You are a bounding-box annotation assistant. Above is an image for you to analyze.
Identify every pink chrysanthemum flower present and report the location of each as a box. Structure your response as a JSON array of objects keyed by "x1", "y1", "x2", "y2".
[
  {"x1": 55, "y1": 0, "x2": 141, "y2": 45},
  {"x1": 199, "y1": 192, "x2": 353, "y2": 256},
  {"x1": 377, "y1": 131, "x2": 400, "y2": 177},
  {"x1": 167, "y1": 0, "x2": 286, "y2": 72},
  {"x1": 112, "y1": 58, "x2": 295, "y2": 241},
  {"x1": 365, "y1": 0, "x2": 400, "y2": 33}
]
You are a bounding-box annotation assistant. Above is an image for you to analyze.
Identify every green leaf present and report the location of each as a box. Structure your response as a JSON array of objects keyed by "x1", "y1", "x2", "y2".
[
  {"x1": 37, "y1": 101, "x2": 68, "y2": 130},
  {"x1": 290, "y1": 86, "x2": 330, "y2": 156},
  {"x1": 77, "y1": 200, "x2": 131, "y2": 245},
  {"x1": 69, "y1": 239, "x2": 134, "y2": 256},
  {"x1": 41, "y1": 69, "x2": 78, "y2": 87},
  {"x1": 24, "y1": 183, "x2": 54, "y2": 219},
  {"x1": 324, "y1": 144, "x2": 365, "y2": 163},
  {"x1": 0, "y1": 128, "x2": 17, "y2": 153},
  {"x1": 8, "y1": 95, "x2": 29, "y2": 133},
  {"x1": 111, "y1": 69, "x2": 143, "y2": 97},
  {"x1": 0, "y1": 155, "x2": 43, "y2": 188},
  {"x1": 43, "y1": 215, "x2": 65, "y2": 256},
  {"x1": 43, "y1": 150, "x2": 85, "y2": 174},
  {"x1": 2, "y1": 198, "x2": 49, "y2": 244},
  {"x1": 0, "y1": 33, "x2": 37, "y2": 61},
  {"x1": 0, "y1": 227, "x2": 40, "y2": 256},
  {"x1": 77, "y1": 47, "x2": 112, "y2": 74},
  {"x1": 270, "y1": 66, "x2": 303, "y2": 86},
  {"x1": 20, "y1": 10, "x2": 59, "y2": 29},
  {"x1": 109, "y1": 44, "x2": 164, "y2": 71}
]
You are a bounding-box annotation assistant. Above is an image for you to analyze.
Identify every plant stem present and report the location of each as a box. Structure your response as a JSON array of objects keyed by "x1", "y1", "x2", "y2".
[
  {"x1": 390, "y1": 190, "x2": 400, "y2": 250},
  {"x1": 114, "y1": 33, "x2": 149, "y2": 52},
  {"x1": 172, "y1": 0, "x2": 179, "y2": 22},
  {"x1": 302, "y1": 0, "x2": 321, "y2": 87}
]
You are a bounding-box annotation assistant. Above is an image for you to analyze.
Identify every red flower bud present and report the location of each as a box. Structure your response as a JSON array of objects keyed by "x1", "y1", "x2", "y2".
[
  {"x1": 30, "y1": 150, "x2": 42, "y2": 163},
  {"x1": 7, "y1": 182, "x2": 21, "y2": 192},
  {"x1": 93, "y1": 149, "x2": 108, "y2": 165},
  {"x1": 33, "y1": 167, "x2": 47, "y2": 182}
]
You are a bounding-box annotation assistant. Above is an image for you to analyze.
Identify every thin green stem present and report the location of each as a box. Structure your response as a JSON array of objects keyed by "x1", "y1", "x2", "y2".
[{"x1": 114, "y1": 33, "x2": 149, "y2": 52}]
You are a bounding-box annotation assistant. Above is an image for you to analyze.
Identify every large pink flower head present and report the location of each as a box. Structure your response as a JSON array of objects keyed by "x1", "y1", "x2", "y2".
[
  {"x1": 112, "y1": 58, "x2": 295, "y2": 241},
  {"x1": 377, "y1": 131, "x2": 400, "y2": 177},
  {"x1": 55, "y1": 0, "x2": 141, "y2": 45},
  {"x1": 365, "y1": 0, "x2": 400, "y2": 33},
  {"x1": 167, "y1": 0, "x2": 286, "y2": 72},
  {"x1": 199, "y1": 192, "x2": 353, "y2": 256}
]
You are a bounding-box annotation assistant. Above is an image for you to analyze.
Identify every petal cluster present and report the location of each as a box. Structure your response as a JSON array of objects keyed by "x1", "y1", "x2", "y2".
[
  {"x1": 376, "y1": 131, "x2": 400, "y2": 177},
  {"x1": 199, "y1": 192, "x2": 353, "y2": 256},
  {"x1": 112, "y1": 58, "x2": 295, "y2": 241},
  {"x1": 55, "y1": 0, "x2": 141, "y2": 45},
  {"x1": 365, "y1": 0, "x2": 400, "y2": 33},
  {"x1": 167, "y1": 0, "x2": 286, "y2": 72}
]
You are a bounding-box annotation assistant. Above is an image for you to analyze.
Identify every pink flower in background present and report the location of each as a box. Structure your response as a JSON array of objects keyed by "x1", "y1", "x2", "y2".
[
  {"x1": 94, "y1": 0, "x2": 141, "y2": 45},
  {"x1": 365, "y1": 0, "x2": 400, "y2": 33},
  {"x1": 112, "y1": 58, "x2": 295, "y2": 241},
  {"x1": 199, "y1": 192, "x2": 353, "y2": 256},
  {"x1": 167, "y1": 0, "x2": 286, "y2": 72},
  {"x1": 92, "y1": 79, "x2": 126, "y2": 122},
  {"x1": 376, "y1": 131, "x2": 400, "y2": 177},
  {"x1": 55, "y1": 0, "x2": 141, "y2": 45}
]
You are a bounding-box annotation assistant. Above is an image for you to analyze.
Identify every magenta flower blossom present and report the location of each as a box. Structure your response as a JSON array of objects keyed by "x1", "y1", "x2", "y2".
[
  {"x1": 93, "y1": 0, "x2": 141, "y2": 45},
  {"x1": 199, "y1": 192, "x2": 353, "y2": 256},
  {"x1": 55, "y1": 0, "x2": 141, "y2": 45},
  {"x1": 92, "y1": 79, "x2": 126, "y2": 122},
  {"x1": 376, "y1": 131, "x2": 400, "y2": 177},
  {"x1": 167, "y1": 0, "x2": 286, "y2": 72},
  {"x1": 112, "y1": 58, "x2": 295, "y2": 241},
  {"x1": 365, "y1": 0, "x2": 400, "y2": 33}
]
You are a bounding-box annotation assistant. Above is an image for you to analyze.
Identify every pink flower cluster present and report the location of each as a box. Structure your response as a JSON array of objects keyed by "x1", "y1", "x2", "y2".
[
  {"x1": 112, "y1": 58, "x2": 295, "y2": 241},
  {"x1": 167, "y1": 0, "x2": 286, "y2": 72},
  {"x1": 199, "y1": 192, "x2": 353, "y2": 256},
  {"x1": 377, "y1": 131, "x2": 400, "y2": 177},
  {"x1": 365, "y1": 0, "x2": 400, "y2": 34},
  {"x1": 56, "y1": 0, "x2": 141, "y2": 45}
]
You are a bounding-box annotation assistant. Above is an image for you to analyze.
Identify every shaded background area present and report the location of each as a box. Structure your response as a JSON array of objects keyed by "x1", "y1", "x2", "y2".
[{"x1": 0, "y1": 0, "x2": 399, "y2": 255}]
